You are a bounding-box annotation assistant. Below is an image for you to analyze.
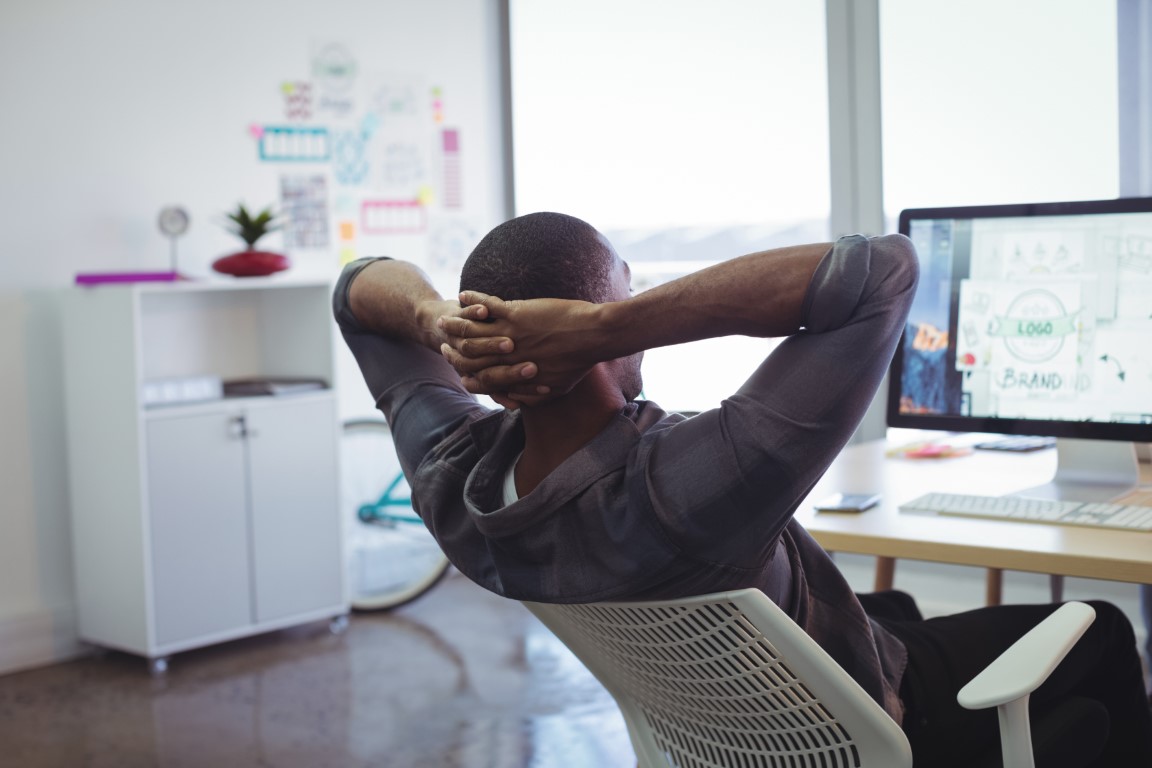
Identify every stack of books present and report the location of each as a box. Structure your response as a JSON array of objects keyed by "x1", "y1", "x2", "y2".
[{"x1": 222, "y1": 377, "x2": 328, "y2": 397}]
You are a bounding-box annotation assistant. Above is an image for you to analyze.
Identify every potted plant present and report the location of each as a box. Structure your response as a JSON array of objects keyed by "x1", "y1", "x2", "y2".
[{"x1": 212, "y1": 203, "x2": 291, "y2": 277}]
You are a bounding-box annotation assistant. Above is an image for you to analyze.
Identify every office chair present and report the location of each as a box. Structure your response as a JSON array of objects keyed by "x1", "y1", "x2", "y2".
[{"x1": 523, "y1": 590, "x2": 1100, "y2": 768}]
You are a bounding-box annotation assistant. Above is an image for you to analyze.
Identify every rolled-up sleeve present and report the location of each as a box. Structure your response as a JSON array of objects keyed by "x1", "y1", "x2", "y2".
[
  {"x1": 642, "y1": 234, "x2": 919, "y2": 565},
  {"x1": 333, "y1": 258, "x2": 488, "y2": 481}
]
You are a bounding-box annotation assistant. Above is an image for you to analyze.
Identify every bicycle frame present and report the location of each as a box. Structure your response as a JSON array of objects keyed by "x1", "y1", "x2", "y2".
[{"x1": 357, "y1": 472, "x2": 423, "y2": 525}]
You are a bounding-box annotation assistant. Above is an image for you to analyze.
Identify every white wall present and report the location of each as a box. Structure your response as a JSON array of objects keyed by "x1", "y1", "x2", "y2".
[{"x1": 0, "y1": 0, "x2": 508, "y2": 674}]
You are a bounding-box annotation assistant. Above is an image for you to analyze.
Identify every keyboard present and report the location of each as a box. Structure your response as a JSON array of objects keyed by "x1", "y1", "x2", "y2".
[{"x1": 898, "y1": 491, "x2": 1152, "y2": 531}]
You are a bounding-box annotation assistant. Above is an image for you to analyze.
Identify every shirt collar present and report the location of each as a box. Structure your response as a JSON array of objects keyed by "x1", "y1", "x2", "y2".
[{"x1": 462, "y1": 403, "x2": 659, "y2": 538}]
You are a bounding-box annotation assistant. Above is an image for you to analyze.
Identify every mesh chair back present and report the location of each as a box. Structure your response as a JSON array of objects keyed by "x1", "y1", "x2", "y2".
[{"x1": 524, "y1": 589, "x2": 911, "y2": 768}]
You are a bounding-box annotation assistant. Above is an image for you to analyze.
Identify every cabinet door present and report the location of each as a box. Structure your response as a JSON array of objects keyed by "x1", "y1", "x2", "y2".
[
  {"x1": 147, "y1": 411, "x2": 253, "y2": 646},
  {"x1": 246, "y1": 397, "x2": 343, "y2": 622}
]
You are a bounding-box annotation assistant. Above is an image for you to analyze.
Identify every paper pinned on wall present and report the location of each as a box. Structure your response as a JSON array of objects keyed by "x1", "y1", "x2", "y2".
[
  {"x1": 257, "y1": 126, "x2": 331, "y2": 162},
  {"x1": 378, "y1": 142, "x2": 425, "y2": 188},
  {"x1": 331, "y1": 130, "x2": 370, "y2": 186},
  {"x1": 441, "y1": 128, "x2": 462, "y2": 209},
  {"x1": 362, "y1": 198, "x2": 426, "y2": 234},
  {"x1": 429, "y1": 216, "x2": 478, "y2": 271},
  {"x1": 312, "y1": 40, "x2": 357, "y2": 118},
  {"x1": 365, "y1": 74, "x2": 432, "y2": 193},
  {"x1": 282, "y1": 81, "x2": 314, "y2": 121},
  {"x1": 244, "y1": 56, "x2": 465, "y2": 267},
  {"x1": 431, "y1": 85, "x2": 445, "y2": 125},
  {"x1": 280, "y1": 174, "x2": 330, "y2": 249},
  {"x1": 371, "y1": 77, "x2": 420, "y2": 122}
]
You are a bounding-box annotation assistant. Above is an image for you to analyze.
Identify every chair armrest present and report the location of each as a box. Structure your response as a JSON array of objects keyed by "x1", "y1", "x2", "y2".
[{"x1": 958, "y1": 601, "x2": 1096, "y2": 710}]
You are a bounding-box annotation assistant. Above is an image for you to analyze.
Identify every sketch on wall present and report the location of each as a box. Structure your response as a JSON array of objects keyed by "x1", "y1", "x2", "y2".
[
  {"x1": 255, "y1": 125, "x2": 331, "y2": 162},
  {"x1": 429, "y1": 216, "x2": 477, "y2": 271},
  {"x1": 330, "y1": 129, "x2": 371, "y2": 186},
  {"x1": 282, "y1": 81, "x2": 314, "y2": 121},
  {"x1": 246, "y1": 42, "x2": 480, "y2": 267},
  {"x1": 312, "y1": 41, "x2": 357, "y2": 118},
  {"x1": 441, "y1": 128, "x2": 462, "y2": 209},
  {"x1": 280, "y1": 175, "x2": 330, "y2": 249}
]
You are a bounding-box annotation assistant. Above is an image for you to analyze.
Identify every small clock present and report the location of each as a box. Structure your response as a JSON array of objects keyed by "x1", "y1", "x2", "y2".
[
  {"x1": 158, "y1": 206, "x2": 190, "y2": 274},
  {"x1": 158, "y1": 206, "x2": 190, "y2": 237}
]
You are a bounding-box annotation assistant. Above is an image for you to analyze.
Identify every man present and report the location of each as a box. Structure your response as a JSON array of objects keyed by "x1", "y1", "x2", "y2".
[{"x1": 335, "y1": 211, "x2": 1151, "y2": 766}]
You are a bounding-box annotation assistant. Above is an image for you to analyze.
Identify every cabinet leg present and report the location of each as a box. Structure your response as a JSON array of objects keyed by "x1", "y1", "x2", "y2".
[
  {"x1": 148, "y1": 656, "x2": 170, "y2": 676},
  {"x1": 329, "y1": 614, "x2": 350, "y2": 635}
]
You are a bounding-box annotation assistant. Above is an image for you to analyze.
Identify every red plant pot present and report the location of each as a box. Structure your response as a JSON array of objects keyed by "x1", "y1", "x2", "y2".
[{"x1": 212, "y1": 249, "x2": 290, "y2": 277}]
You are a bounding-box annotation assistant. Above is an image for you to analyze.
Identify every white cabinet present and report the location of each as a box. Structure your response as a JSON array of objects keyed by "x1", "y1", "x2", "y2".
[
  {"x1": 61, "y1": 278, "x2": 346, "y2": 665},
  {"x1": 146, "y1": 407, "x2": 252, "y2": 646}
]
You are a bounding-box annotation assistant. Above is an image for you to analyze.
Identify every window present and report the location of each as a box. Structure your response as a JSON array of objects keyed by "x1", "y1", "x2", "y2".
[
  {"x1": 880, "y1": 0, "x2": 1119, "y2": 218},
  {"x1": 510, "y1": 0, "x2": 829, "y2": 411}
]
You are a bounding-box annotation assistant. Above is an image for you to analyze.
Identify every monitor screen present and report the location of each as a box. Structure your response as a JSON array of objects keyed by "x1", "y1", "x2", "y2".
[{"x1": 887, "y1": 197, "x2": 1152, "y2": 444}]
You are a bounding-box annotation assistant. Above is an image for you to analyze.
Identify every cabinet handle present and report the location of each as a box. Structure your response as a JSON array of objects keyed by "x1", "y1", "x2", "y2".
[{"x1": 228, "y1": 415, "x2": 259, "y2": 440}]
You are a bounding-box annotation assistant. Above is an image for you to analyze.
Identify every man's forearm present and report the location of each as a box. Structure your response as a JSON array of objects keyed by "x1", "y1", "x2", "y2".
[
  {"x1": 438, "y1": 240, "x2": 835, "y2": 396},
  {"x1": 347, "y1": 258, "x2": 454, "y2": 351},
  {"x1": 595, "y1": 241, "x2": 831, "y2": 360}
]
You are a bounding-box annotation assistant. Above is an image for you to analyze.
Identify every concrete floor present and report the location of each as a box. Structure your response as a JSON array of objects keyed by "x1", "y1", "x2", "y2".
[{"x1": 0, "y1": 573, "x2": 634, "y2": 768}]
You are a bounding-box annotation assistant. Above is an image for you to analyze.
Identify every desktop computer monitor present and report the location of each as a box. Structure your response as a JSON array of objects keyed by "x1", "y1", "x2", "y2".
[{"x1": 887, "y1": 196, "x2": 1152, "y2": 501}]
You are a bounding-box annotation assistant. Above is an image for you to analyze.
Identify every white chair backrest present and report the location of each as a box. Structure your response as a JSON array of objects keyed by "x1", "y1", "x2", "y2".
[{"x1": 523, "y1": 588, "x2": 912, "y2": 768}]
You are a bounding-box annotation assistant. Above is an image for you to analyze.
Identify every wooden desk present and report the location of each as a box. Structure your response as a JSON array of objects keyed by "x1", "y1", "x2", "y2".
[{"x1": 795, "y1": 440, "x2": 1152, "y2": 596}]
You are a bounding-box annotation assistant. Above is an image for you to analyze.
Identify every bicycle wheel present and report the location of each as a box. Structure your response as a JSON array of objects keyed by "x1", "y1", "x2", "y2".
[{"x1": 342, "y1": 418, "x2": 451, "y2": 610}]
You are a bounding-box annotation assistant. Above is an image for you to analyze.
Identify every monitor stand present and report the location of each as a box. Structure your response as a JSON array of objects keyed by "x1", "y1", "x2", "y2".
[{"x1": 1012, "y1": 438, "x2": 1141, "y2": 504}]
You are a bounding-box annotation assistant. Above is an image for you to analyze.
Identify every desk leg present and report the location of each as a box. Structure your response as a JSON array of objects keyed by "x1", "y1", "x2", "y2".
[
  {"x1": 985, "y1": 568, "x2": 1003, "y2": 606},
  {"x1": 874, "y1": 557, "x2": 896, "y2": 592},
  {"x1": 1049, "y1": 574, "x2": 1064, "y2": 603}
]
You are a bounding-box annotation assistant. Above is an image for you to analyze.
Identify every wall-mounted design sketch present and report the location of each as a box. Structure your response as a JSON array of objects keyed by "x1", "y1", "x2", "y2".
[
  {"x1": 282, "y1": 81, "x2": 313, "y2": 121},
  {"x1": 312, "y1": 41, "x2": 357, "y2": 118},
  {"x1": 441, "y1": 128, "x2": 461, "y2": 209},
  {"x1": 362, "y1": 199, "x2": 426, "y2": 234},
  {"x1": 364, "y1": 74, "x2": 432, "y2": 194},
  {"x1": 378, "y1": 142, "x2": 425, "y2": 188},
  {"x1": 372, "y1": 79, "x2": 420, "y2": 119},
  {"x1": 256, "y1": 125, "x2": 331, "y2": 162},
  {"x1": 331, "y1": 130, "x2": 370, "y2": 185},
  {"x1": 244, "y1": 51, "x2": 482, "y2": 273},
  {"x1": 429, "y1": 216, "x2": 477, "y2": 270},
  {"x1": 280, "y1": 175, "x2": 330, "y2": 249}
]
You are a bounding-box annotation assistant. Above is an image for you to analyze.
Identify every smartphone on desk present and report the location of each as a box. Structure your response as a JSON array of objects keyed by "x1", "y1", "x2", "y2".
[{"x1": 815, "y1": 492, "x2": 881, "y2": 513}]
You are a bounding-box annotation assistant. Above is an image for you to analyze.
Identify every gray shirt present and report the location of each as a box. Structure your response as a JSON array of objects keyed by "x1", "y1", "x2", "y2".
[{"x1": 334, "y1": 233, "x2": 919, "y2": 722}]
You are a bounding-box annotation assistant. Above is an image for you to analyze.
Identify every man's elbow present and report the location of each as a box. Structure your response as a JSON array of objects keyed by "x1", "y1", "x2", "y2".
[{"x1": 870, "y1": 233, "x2": 920, "y2": 298}]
